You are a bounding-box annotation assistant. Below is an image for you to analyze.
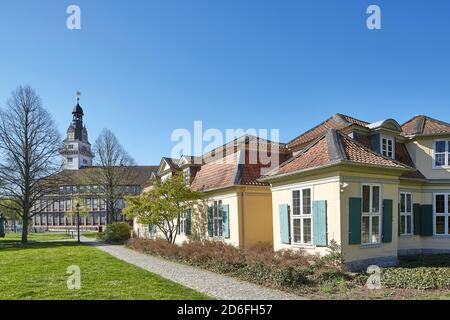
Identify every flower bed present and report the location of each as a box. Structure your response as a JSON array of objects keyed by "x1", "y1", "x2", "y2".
[{"x1": 126, "y1": 238, "x2": 350, "y2": 290}]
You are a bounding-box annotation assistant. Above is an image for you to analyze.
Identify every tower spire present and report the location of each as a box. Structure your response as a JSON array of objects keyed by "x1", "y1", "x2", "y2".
[{"x1": 76, "y1": 91, "x2": 81, "y2": 104}]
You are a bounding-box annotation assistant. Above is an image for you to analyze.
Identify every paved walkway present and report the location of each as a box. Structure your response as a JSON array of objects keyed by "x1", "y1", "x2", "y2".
[{"x1": 81, "y1": 237, "x2": 303, "y2": 300}]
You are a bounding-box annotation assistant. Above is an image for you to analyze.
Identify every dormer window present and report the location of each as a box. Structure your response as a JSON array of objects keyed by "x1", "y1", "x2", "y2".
[
  {"x1": 381, "y1": 136, "x2": 395, "y2": 159},
  {"x1": 433, "y1": 140, "x2": 450, "y2": 168}
]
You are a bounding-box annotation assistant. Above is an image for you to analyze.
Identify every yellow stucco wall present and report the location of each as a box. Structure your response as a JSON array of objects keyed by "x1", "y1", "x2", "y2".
[
  {"x1": 237, "y1": 186, "x2": 274, "y2": 247},
  {"x1": 406, "y1": 137, "x2": 450, "y2": 180}
]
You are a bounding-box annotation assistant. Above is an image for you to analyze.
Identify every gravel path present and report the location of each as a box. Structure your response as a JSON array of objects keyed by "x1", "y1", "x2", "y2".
[{"x1": 81, "y1": 237, "x2": 303, "y2": 300}]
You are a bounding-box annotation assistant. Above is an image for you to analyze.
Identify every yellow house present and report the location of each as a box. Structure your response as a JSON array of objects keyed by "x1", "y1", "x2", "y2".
[
  {"x1": 261, "y1": 114, "x2": 450, "y2": 270},
  {"x1": 133, "y1": 135, "x2": 290, "y2": 248}
]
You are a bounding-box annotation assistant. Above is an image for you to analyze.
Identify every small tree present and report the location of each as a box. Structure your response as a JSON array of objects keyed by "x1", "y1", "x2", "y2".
[{"x1": 124, "y1": 174, "x2": 203, "y2": 244}]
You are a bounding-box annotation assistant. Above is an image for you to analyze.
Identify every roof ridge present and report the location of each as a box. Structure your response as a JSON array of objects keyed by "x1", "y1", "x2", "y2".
[{"x1": 287, "y1": 115, "x2": 336, "y2": 146}]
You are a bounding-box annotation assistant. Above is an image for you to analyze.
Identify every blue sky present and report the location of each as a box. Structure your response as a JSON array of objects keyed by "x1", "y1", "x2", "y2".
[{"x1": 0, "y1": 0, "x2": 449, "y2": 165}]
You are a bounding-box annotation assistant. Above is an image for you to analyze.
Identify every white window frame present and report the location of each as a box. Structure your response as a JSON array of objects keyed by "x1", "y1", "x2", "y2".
[
  {"x1": 290, "y1": 187, "x2": 313, "y2": 246},
  {"x1": 179, "y1": 212, "x2": 187, "y2": 235},
  {"x1": 399, "y1": 192, "x2": 413, "y2": 236},
  {"x1": 212, "y1": 200, "x2": 223, "y2": 238},
  {"x1": 380, "y1": 136, "x2": 395, "y2": 159},
  {"x1": 432, "y1": 140, "x2": 450, "y2": 169},
  {"x1": 433, "y1": 193, "x2": 450, "y2": 236},
  {"x1": 361, "y1": 184, "x2": 382, "y2": 245}
]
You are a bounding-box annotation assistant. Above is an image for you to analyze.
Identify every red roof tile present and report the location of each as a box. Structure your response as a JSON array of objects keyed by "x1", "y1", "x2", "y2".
[
  {"x1": 288, "y1": 114, "x2": 369, "y2": 150},
  {"x1": 265, "y1": 129, "x2": 411, "y2": 179},
  {"x1": 402, "y1": 115, "x2": 450, "y2": 136}
]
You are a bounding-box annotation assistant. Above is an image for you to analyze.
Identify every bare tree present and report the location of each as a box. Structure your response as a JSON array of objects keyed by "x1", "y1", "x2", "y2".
[
  {"x1": 0, "y1": 86, "x2": 62, "y2": 242},
  {"x1": 91, "y1": 129, "x2": 135, "y2": 224}
]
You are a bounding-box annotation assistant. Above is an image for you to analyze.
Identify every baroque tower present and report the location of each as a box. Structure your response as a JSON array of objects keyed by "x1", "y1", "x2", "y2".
[{"x1": 60, "y1": 93, "x2": 94, "y2": 170}]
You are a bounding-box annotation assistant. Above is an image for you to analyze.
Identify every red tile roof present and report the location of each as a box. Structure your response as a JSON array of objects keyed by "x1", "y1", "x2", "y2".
[
  {"x1": 287, "y1": 114, "x2": 369, "y2": 150},
  {"x1": 265, "y1": 129, "x2": 412, "y2": 179},
  {"x1": 402, "y1": 115, "x2": 450, "y2": 136}
]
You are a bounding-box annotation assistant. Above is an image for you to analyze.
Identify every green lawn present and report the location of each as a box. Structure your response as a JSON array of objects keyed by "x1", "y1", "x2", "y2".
[
  {"x1": 0, "y1": 241, "x2": 210, "y2": 300},
  {"x1": 81, "y1": 231, "x2": 100, "y2": 239},
  {"x1": 2, "y1": 232, "x2": 73, "y2": 242}
]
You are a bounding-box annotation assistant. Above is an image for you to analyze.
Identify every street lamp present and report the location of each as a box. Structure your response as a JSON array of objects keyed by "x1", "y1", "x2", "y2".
[{"x1": 76, "y1": 202, "x2": 80, "y2": 243}]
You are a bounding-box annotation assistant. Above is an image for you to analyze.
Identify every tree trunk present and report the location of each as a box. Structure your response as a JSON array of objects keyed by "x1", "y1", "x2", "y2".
[{"x1": 22, "y1": 211, "x2": 29, "y2": 243}]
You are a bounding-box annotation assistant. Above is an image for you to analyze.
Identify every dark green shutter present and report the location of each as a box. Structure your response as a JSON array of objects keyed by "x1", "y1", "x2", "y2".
[
  {"x1": 420, "y1": 204, "x2": 433, "y2": 236},
  {"x1": 349, "y1": 198, "x2": 362, "y2": 245},
  {"x1": 382, "y1": 199, "x2": 393, "y2": 243},
  {"x1": 279, "y1": 204, "x2": 291, "y2": 244},
  {"x1": 413, "y1": 203, "x2": 421, "y2": 235},
  {"x1": 0, "y1": 216, "x2": 5, "y2": 238},
  {"x1": 185, "y1": 209, "x2": 192, "y2": 236},
  {"x1": 312, "y1": 200, "x2": 327, "y2": 246},
  {"x1": 222, "y1": 205, "x2": 230, "y2": 239},
  {"x1": 207, "y1": 206, "x2": 213, "y2": 237}
]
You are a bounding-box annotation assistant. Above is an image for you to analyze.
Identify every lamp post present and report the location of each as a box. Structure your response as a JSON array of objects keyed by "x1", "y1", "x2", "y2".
[{"x1": 76, "y1": 202, "x2": 80, "y2": 243}]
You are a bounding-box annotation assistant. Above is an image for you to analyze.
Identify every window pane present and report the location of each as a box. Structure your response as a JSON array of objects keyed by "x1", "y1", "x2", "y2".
[
  {"x1": 372, "y1": 186, "x2": 380, "y2": 213},
  {"x1": 400, "y1": 215, "x2": 406, "y2": 235},
  {"x1": 436, "y1": 195, "x2": 445, "y2": 213},
  {"x1": 406, "y1": 194, "x2": 412, "y2": 213},
  {"x1": 400, "y1": 193, "x2": 406, "y2": 213},
  {"x1": 436, "y1": 154, "x2": 446, "y2": 166},
  {"x1": 436, "y1": 141, "x2": 446, "y2": 153},
  {"x1": 362, "y1": 216, "x2": 370, "y2": 244},
  {"x1": 302, "y1": 189, "x2": 311, "y2": 215},
  {"x1": 303, "y1": 218, "x2": 312, "y2": 244},
  {"x1": 436, "y1": 216, "x2": 445, "y2": 235},
  {"x1": 293, "y1": 219, "x2": 301, "y2": 243},
  {"x1": 363, "y1": 186, "x2": 370, "y2": 213},
  {"x1": 372, "y1": 216, "x2": 380, "y2": 243},
  {"x1": 292, "y1": 191, "x2": 300, "y2": 215},
  {"x1": 406, "y1": 215, "x2": 412, "y2": 234}
]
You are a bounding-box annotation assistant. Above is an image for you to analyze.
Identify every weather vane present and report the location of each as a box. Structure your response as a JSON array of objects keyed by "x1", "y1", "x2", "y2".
[{"x1": 76, "y1": 91, "x2": 81, "y2": 103}]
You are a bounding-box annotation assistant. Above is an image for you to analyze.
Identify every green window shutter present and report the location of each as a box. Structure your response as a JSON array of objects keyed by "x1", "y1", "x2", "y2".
[
  {"x1": 207, "y1": 206, "x2": 213, "y2": 237},
  {"x1": 0, "y1": 216, "x2": 5, "y2": 238},
  {"x1": 420, "y1": 204, "x2": 433, "y2": 236},
  {"x1": 349, "y1": 197, "x2": 362, "y2": 245},
  {"x1": 279, "y1": 204, "x2": 291, "y2": 244},
  {"x1": 312, "y1": 200, "x2": 327, "y2": 246},
  {"x1": 185, "y1": 209, "x2": 192, "y2": 236},
  {"x1": 382, "y1": 199, "x2": 393, "y2": 243},
  {"x1": 222, "y1": 205, "x2": 230, "y2": 239},
  {"x1": 413, "y1": 203, "x2": 421, "y2": 235}
]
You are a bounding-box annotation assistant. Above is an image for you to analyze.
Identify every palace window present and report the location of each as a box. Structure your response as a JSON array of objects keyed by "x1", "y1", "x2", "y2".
[
  {"x1": 400, "y1": 192, "x2": 413, "y2": 236},
  {"x1": 381, "y1": 137, "x2": 395, "y2": 159},
  {"x1": 183, "y1": 168, "x2": 191, "y2": 186},
  {"x1": 362, "y1": 184, "x2": 381, "y2": 245},
  {"x1": 433, "y1": 141, "x2": 450, "y2": 168},
  {"x1": 434, "y1": 193, "x2": 450, "y2": 235},
  {"x1": 292, "y1": 188, "x2": 312, "y2": 245}
]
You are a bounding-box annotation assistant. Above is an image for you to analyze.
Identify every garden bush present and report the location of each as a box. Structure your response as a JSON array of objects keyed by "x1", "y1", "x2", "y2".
[
  {"x1": 126, "y1": 238, "x2": 349, "y2": 290},
  {"x1": 381, "y1": 267, "x2": 450, "y2": 290},
  {"x1": 104, "y1": 222, "x2": 131, "y2": 243}
]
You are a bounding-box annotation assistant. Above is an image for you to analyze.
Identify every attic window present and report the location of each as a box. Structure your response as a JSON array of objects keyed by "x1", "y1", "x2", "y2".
[
  {"x1": 433, "y1": 140, "x2": 450, "y2": 168},
  {"x1": 381, "y1": 137, "x2": 394, "y2": 159}
]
